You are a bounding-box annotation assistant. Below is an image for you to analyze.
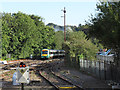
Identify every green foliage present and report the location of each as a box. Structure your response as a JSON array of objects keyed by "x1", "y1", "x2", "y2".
[
  {"x1": 2, "y1": 12, "x2": 55, "y2": 59},
  {"x1": 78, "y1": 54, "x2": 83, "y2": 59},
  {"x1": 64, "y1": 31, "x2": 98, "y2": 60},
  {"x1": 87, "y1": 1, "x2": 120, "y2": 50},
  {"x1": 54, "y1": 31, "x2": 64, "y2": 49}
]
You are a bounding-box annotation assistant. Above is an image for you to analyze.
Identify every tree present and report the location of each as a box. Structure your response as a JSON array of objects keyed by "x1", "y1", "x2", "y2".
[
  {"x1": 64, "y1": 31, "x2": 98, "y2": 60},
  {"x1": 2, "y1": 12, "x2": 55, "y2": 59},
  {"x1": 2, "y1": 13, "x2": 12, "y2": 59},
  {"x1": 54, "y1": 31, "x2": 64, "y2": 49},
  {"x1": 87, "y1": 1, "x2": 120, "y2": 64}
]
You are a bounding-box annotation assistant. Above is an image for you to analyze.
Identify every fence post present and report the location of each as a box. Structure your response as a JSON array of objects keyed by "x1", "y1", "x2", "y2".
[
  {"x1": 84, "y1": 60, "x2": 86, "y2": 71},
  {"x1": 80, "y1": 59, "x2": 82, "y2": 70},
  {"x1": 87, "y1": 60, "x2": 88, "y2": 72},
  {"x1": 95, "y1": 61, "x2": 96, "y2": 76},
  {"x1": 110, "y1": 61, "x2": 113, "y2": 81},
  {"x1": 77, "y1": 56, "x2": 80, "y2": 69},
  {"x1": 82, "y1": 59, "x2": 83, "y2": 70},
  {"x1": 104, "y1": 61, "x2": 106, "y2": 80},
  {"x1": 92, "y1": 60, "x2": 94, "y2": 74},
  {"x1": 83, "y1": 60, "x2": 85, "y2": 71},
  {"x1": 99, "y1": 60, "x2": 101, "y2": 80},
  {"x1": 90, "y1": 60, "x2": 92, "y2": 73}
]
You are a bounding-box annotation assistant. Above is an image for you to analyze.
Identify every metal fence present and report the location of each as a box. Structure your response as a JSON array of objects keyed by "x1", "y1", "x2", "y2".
[
  {"x1": 96, "y1": 55, "x2": 114, "y2": 62},
  {"x1": 69, "y1": 57, "x2": 120, "y2": 83}
]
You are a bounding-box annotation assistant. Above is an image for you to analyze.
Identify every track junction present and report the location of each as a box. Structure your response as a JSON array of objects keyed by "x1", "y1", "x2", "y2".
[{"x1": 0, "y1": 59, "x2": 111, "y2": 90}]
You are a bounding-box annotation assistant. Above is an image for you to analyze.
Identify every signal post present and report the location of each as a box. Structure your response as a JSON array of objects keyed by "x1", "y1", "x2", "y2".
[{"x1": 16, "y1": 62, "x2": 29, "y2": 90}]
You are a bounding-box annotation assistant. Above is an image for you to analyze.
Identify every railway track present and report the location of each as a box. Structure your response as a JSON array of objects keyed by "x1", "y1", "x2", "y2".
[
  {"x1": 33, "y1": 60, "x2": 83, "y2": 90},
  {"x1": 51, "y1": 71, "x2": 83, "y2": 89},
  {"x1": 1, "y1": 59, "x2": 60, "y2": 70},
  {"x1": 1, "y1": 59, "x2": 32, "y2": 70},
  {"x1": 2, "y1": 59, "x2": 84, "y2": 89},
  {"x1": 39, "y1": 70, "x2": 83, "y2": 90}
]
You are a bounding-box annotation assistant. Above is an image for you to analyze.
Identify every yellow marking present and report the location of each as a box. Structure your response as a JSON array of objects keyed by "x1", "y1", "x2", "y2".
[
  {"x1": 42, "y1": 54, "x2": 47, "y2": 56},
  {"x1": 59, "y1": 86, "x2": 76, "y2": 89}
]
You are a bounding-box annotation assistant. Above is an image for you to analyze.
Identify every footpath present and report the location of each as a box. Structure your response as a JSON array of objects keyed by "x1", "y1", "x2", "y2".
[{"x1": 56, "y1": 66, "x2": 112, "y2": 90}]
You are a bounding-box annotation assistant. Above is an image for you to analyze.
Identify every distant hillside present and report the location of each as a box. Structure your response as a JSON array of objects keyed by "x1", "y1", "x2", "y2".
[
  {"x1": 47, "y1": 23, "x2": 89, "y2": 35},
  {"x1": 47, "y1": 23, "x2": 73, "y2": 32}
]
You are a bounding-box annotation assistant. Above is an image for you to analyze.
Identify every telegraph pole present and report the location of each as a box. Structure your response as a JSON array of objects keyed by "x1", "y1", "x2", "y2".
[{"x1": 62, "y1": 7, "x2": 66, "y2": 42}]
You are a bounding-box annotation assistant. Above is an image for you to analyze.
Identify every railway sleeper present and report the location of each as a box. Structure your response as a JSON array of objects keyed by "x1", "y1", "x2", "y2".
[
  {"x1": 39, "y1": 71, "x2": 59, "y2": 89},
  {"x1": 40, "y1": 71, "x2": 81, "y2": 90},
  {"x1": 51, "y1": 70, "x2": 84, "y2": 90}
]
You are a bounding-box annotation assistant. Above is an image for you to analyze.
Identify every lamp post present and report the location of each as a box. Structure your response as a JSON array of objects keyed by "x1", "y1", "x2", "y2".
[{"x1": 62, "y1": 7, "x2": 66, "y2": 42}]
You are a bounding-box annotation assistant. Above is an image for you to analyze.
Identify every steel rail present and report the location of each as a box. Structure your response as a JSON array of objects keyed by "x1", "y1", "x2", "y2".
[
  {"x1": 50, "y1": 70, "x2": 84, "y2": 89},
  {"x1": 39, "y1": 71, "x2": 59, "y2": 90}
]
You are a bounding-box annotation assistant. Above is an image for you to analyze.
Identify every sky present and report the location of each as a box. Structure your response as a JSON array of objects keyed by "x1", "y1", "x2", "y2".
[{"x1": 0, "y1": 0, "x2": 100, "y2": 26}]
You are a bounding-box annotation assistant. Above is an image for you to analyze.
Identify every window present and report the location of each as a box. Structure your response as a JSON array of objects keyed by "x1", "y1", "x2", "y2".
[
  {"x1": 50, "y1": 52, "x2": 53, "y2": 54},
  {"x1": 42, "y1": 51, "x2": 48, "y2": 54}
]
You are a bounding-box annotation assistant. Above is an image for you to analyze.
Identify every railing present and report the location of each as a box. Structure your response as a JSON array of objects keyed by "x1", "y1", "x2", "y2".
[
  {"x1": 66, "y1": 55, "x2": 120, "y2": 83},
  {"x1": 78, "y1": 59, "x2": 120, "y2": 82},
  {"x1": 96, "y1": 55, "x2": 114, "y2": 62}
]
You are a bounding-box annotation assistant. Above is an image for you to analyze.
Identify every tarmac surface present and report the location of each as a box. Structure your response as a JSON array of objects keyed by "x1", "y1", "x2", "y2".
[{"x1": 54, "y1": 65, "x2": 112, "y2": 90}]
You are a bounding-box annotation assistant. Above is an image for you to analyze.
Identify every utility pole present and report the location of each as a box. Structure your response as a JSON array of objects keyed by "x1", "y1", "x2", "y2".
[{"x1": 62, "y1": 7, "x2": 66, "y2": 42}]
